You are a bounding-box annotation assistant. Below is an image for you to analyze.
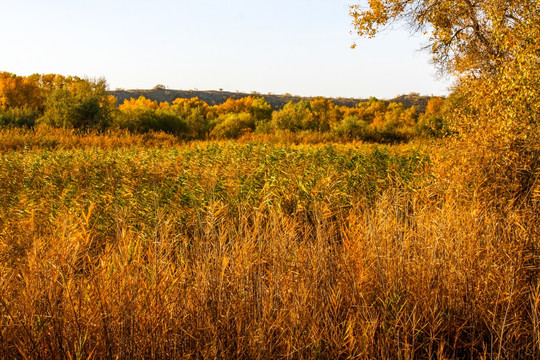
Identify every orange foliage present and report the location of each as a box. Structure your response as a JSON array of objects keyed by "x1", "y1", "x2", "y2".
[{"x1": 0, "y1": 72, "x2": 43, "y2": 111}]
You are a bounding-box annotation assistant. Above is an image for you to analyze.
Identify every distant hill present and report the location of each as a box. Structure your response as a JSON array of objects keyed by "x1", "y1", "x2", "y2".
[{"x1": 109, "y1": 88, "x2": 433, "y2": 113}]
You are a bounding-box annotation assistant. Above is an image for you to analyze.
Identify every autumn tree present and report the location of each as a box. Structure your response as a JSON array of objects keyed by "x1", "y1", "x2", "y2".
[
  {"x1": 211, "y1": 112, "x2": 255, "y2": 139},
  {"x1": 383, "y1": 102, "x2": 417, "y2": 133},
  {"x1": 417, "y1": 97, "x2": 448, "y2": 137},
  {"x1": 341, "y1": 98, "x2": 386, "y2": 125},
  {"x1": 170, "y1": 97, "x2": 210, "y2": 138},
  {"x1": 353, "y1": 97, "x2": 387, "y2": 126},
  {"x1": 332, "y1": 116, "x2": 369, "y2": 139},
  {"x1": 351, "y1": 0, "x2": 540, "y2": 199},
  {"x1": 0, "y1": 72, "x2": 44, "y2": 126},
  {"x1": 271, "y1": 101, "x2": 316, "y2": 132},
  {"x1": 213, "y1": 96, "x2": 273, "y2": 123},
  {"x1": 309, "y1": 97, "x2": 343, "y2": 132},
  {"x1": 115, "y1": 96, "x2": 187, "y2": 135},
  {"x1": 350, "y1": 0, "x2": 537, "y2": 75},
  {"x1": 0, "y1": 72, "x2": 43, "y2": 111},
  {"x1": 249, "y1": 97, "x2": 273, "y2": 123}
]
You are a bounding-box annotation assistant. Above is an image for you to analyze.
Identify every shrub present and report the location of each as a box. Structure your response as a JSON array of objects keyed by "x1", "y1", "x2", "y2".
[
  {"x1": 170, "y1": 97, "x2": 210, "y2": 138},
  {"x1": 39, "y1": 78, "x2": 114, "y2": 130},
  {"x1": 417, "y1": 97, "x2": 449, "y2": 137},
  {"x1": 0, "y1": 107, "x2": 39, "y2": 127},
  {"x1": 332, "y1": 116, "x2": 369, "y2": 139},
  {"x1": 271, "y1": 100, "x2": 316, "y2": 132},
  {"x1": 114, "y1": 96, "x2": 188, "y2": 135},
  {"x1": 211, "y1": 112, "x2": 255, "y2": 139}
]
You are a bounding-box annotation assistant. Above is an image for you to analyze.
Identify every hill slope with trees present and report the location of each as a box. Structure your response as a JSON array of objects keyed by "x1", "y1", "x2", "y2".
[{"x1": 110, "y1": 87, "x2": 432, "y2": 112}]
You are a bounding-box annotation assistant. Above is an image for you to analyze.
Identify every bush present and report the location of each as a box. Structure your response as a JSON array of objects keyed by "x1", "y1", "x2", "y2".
[
  {"x1": 114, "y1": 108, "x2": 187, "y2": 135},
  {"x1": 39, "y1": 78, "x2": 113, "y2": 130},
  {"x1": 333, "y1": 116, "x2": 369, "y2": 139},
  {"x1": 113, "y1": 96, "x2": 188, "y2": 136},
  {"x1": 271, "y1": 101, "x2": 315, "y2": 132},
  {"x1": 0, "y1": 107, "x2": 39, "y2": 127},
  {"x1": 417, "y1": 97, "x2": 449, "y2": 137},
  {"x1": 211, "y1": 112, "x2": 255, "y2": 139},
  {"x1": 170, "y1": 98, "x2": 210, "y2": 138}
]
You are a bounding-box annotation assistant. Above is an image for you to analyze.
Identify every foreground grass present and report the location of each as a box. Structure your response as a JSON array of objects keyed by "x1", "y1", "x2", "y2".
[{"x1": 0, "y1": 129, "x2": 538, "y2": 359}]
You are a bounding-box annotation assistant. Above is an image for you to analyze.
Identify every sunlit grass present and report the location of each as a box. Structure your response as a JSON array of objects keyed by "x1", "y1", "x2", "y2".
[{"x1": 0, "y1": 128, "x2": 538, "y2": 359}]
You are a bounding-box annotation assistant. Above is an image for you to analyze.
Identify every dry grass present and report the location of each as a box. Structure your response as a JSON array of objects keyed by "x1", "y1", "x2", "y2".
[
  {"x1": 0, "y1": 126, "x2": 181, "y2": 151},
  {"x1": 0, "y1": 129, "x2": 538, "y2": 359}
]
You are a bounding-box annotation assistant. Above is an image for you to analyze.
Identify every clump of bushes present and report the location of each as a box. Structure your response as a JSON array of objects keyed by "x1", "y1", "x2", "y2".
[
  {"x1": 211, "y1": 112, "x2": 255, "y2": 139},
  {"x1": 0, "y1": 107, "x2": 39, "y2": 127},
  {"x1": 113, "y1": 96, "x2": 187, "y2": 135}
]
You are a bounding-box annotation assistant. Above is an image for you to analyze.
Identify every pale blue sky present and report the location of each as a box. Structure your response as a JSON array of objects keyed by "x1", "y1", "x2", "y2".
[{"x1": 1, "y1": 0, "x2": 452, "y2": 98}]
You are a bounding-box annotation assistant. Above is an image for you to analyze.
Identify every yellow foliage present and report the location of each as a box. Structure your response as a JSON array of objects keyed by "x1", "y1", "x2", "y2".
[
  {"x1": 0, "y1": 72, "x2": 42, "y2": 111},
  {"x1": 119, "y1": 96, "x2": 161, "y2": 111},
  {"x1": 351, "y1": 0, "x2": 540, "y2": 200}
]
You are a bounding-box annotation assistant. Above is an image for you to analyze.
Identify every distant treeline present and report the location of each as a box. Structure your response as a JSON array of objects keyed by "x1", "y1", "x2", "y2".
[
  {"x1": 0, "y1": 72, "x2": 448, "y2": 142},
  {"x1": 110, "y1": 86, "x2": 432, "y2": 112}
]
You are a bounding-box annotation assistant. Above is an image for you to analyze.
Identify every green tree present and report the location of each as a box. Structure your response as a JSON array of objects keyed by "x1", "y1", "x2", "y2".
[{"x1": 39, "y1": 77, "x2": 114, "y2": 129}]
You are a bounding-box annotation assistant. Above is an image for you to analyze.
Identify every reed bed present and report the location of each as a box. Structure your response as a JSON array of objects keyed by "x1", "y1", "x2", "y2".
[{"x1": 0, "y1": 129, "x2": 538, "y2": 359}]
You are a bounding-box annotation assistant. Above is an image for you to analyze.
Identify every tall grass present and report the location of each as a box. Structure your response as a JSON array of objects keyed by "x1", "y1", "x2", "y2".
[
  {"x1": 0, "y1": 129, "x2": 538, "y2": 359},
  {"x1": 0, "y1": 126, "x2": 180, "y2": 152}
]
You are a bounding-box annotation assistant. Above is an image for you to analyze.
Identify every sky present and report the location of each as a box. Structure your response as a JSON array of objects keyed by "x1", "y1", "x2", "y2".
[{"x1": 0, "y1": 0, "x2": 453, "y2": 99}]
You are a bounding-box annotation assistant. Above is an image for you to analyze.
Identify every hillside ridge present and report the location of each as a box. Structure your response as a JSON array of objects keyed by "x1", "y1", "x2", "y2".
[{"x1": 110, "y1": 88, "x2": 432, "y2": 112}]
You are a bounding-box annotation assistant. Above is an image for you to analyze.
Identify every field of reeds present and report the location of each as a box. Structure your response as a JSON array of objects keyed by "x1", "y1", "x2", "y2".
[{"x1": 0, "y1": 128, "x2": 538, "y2": 359}]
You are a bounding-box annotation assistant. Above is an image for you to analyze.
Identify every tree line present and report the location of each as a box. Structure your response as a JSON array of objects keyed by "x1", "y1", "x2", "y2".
[{"x1": 0, "y1": 71, "x2": 446, "y2": 142}]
